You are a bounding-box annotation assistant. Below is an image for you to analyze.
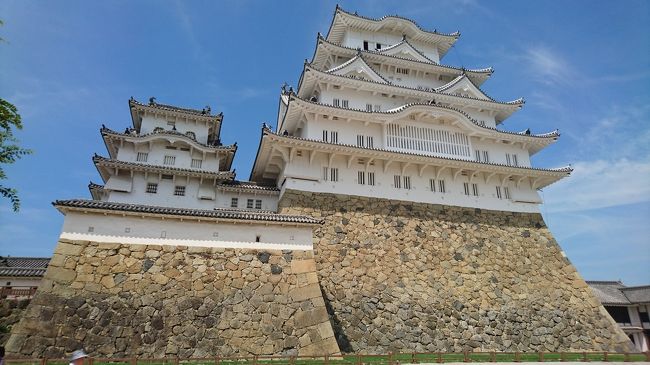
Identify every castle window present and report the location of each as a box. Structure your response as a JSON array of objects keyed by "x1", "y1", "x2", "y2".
[
  {"x1": 322, "y1": 130, "x2": 338, "y2": 143},
  {"x1": 504, "y1": 187, "x2": 511, "y2": 199},
  {"x1": 393, "y1": 175, "x2": 402, "y2": 189},
  {"x1": 163, "y1": 155, "x2": 176, "y2": 165},
  {"x1": 333, "y1": 98, "x2": 341, "y2": 107},
  {"x1": 357, "y1": 171, "x2": 365, "y2": 185},
  {"x1": 330, "y1": 167, "x2": 339, "y2": 182},
  {"x1": 363, "y1": 41, "x2": 369, "y2": 50},
  {"x1": 475, "y1": 150, "x2": 481, "y2": 162},
  {"x1": 162, "y1": 174, "x2": 173, "y2": 180},
  {"x1": 429, "y1": 179, "x2": 436, "y2": 192},
  {"x1": 255, "y1": 199, "x2": 262, "y2": 209},
  {"x1": 191, "y1": 159, "x2": 203, "y2": 168},
  {"x1": 167, "y1": 121, "x2": 176, "y2": 127},
  {"x1": 323, "y1": 167, "x2": 338, "y2": 182},
  {"x1": 376, "y1": 43, "x2": 382, "y2": 50},
  {"x1": 373, "y1": 104, "x2": 381, "y2": 112},
  {"x1": 512, "y1": 154, "x2": 518, "y2": 166},
  {"x1": 136, "y1": 152, "x2": 148, "y2": 162},
  {"x1": 185, "y1": 131, "x2": 196, "y2": 139},
  {"x1": 368, "y1": 172, "x2": 375, "y2": 186},
  {"x1": 366, "y1": 103, "x2": 373, "y2": 112},
  {"x1": 247, "y1": 199, "x2": 254, "y2": 209},
  {"x1": 386, "y1": 123, "x2": 471, "y2": 158},
  {"x1": 341, "y1": 100, "x2": 349, "y2": 108},
  {"x1": 439, "y1": 180, "x2": 446, "y2": 193},
  {"x1": 463, "y1": 182, "x2": 470, "y2": 195},
  {"x1": 366, "y1": 136, "x2": 374, "y2": 148},
  {"x1": 403, "y1": 176, "x2": 411, "y2": 190},
  {"x1": 472, "y1": 183, "x2": 479, "y2": 196},
  {"x1": 496, "y1": 186, "x2": 502, "y2": 199},
  {"x1": 483, "y1": 151, "x2": 490, "y2": 163},
  {"x1": 231, "y1": 197, "x2": 238, "y2": 208},
  {"x1": 506, "y1": 153, "x2": 511, "y2": 166},
  {"x1": 174, "y1": 186, "x2": 185, "y2": 196},
  {"x1": 396, "y1": 67, "x2": 409, "y2": 75},
  {"x1": 146, "y1": 183, "x2": 158, "y2": 194}
]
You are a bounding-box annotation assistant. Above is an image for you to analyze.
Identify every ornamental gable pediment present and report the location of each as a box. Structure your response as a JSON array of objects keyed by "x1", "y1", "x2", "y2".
[
  {"x1": 327, "y1": 56, "x2": 388, "y2": 84},
  {"x1": 436, "y1": 75, "x2": 492, "y2": 101},
  {"x1": 377, "y1": 41, "x2": 432, "y2": 63}
]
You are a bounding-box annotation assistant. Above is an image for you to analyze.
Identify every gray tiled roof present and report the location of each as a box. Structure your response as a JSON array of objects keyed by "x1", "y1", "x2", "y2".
[
  {"x1": 621, "y1": 286, "x2": 650, "y2": 304},
  {"x1": 587, "y1": 281, "x2": 650, "y2": 305},
  {"x1": 0, "y1": 257, "x2": 50, "y2": 278},
  {"x1": 53, "y1": 199, "x2": 322, "y2": 225},
  {"x1": 129, "y1": 98, "x2": 222, "y2": 119}
]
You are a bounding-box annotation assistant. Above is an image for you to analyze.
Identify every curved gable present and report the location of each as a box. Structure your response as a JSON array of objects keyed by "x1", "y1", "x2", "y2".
[
  {"x1": 327, "y1": 56, "x2": 389, "y2": 84},
  {"x1": 435, "y1": 75, "x2": 492, "y2": 101},
  {"x1": 378, "y1": 40, "x2": 434, "y2": 63}
]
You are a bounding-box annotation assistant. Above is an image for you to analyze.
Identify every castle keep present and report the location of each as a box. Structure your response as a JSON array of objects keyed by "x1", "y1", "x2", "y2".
[{"x1": 7, "y1": 6, "x2": 633, "y2": 357}]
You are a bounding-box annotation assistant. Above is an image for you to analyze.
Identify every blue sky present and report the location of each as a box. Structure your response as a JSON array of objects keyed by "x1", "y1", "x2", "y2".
[{"x1": 1, "y1": 0, "x2": 648, "y2": 285}]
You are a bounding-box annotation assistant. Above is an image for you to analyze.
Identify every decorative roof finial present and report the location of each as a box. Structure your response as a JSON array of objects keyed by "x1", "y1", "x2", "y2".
[
  {"x1": 402, "y1": 34, "x2": 407, "y2": 41},
  {"x1": 356, "y1": 48, "x2": 362, "y2": 56},
  {"x1": 149, "y1": 97, "x2": 156, "y2": 105},
  {"x1": 281, "y1": 82, "x2": 288, "y2": 94},
  {"x1": 129, "y1": 96, "x2": 135, "y2": 101}
]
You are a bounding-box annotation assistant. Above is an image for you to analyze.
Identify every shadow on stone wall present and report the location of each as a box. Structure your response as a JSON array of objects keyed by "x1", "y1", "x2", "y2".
[{"x1": 320, "y1": 283, "x2": 352, "y2": 352}]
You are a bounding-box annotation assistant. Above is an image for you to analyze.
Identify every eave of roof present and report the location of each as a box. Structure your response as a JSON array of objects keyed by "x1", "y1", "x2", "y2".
[
  {"x1": 101, "y1": 127, "x2": 236, "y2": 152},
  {"x1": 297, "y1": 63, "x2": 523, "y2": 122},
  {"x1": 281, "y1": 94, "x2": 558, "y2": 149},
  {"x1": 92, "y1": 155, "x2": 235, "y2": 182},
  {"x1": 88, "y1": 182, "x2": 104, "y2": 200},
  {"x1": 326, "y1": 6, "x2": 459, "y2": 57},
  {"x1": 54, "y1": 199, "x2": 322, "y2": 225},
  {"x1": 0, "y1": 267, "x2": 47, "y2": 277},
  {"x1": 128, "y1": 98, "x2": 222, "y2": 119},
  {"x1": 252, "y1": 127, "x2": 571, "y2": 188},
  {"x1": 326, "y1": 54, "x2": 391, "y2": 84},
  {"x1": 312, "y1": 34, "x2": 493, "y2": 85},
  {"x1": 217, "y1": 181, "x2": 280, "y2": 195},
  {"x1": 128, "y1": 98, "x2": 224, "y2": 140}
]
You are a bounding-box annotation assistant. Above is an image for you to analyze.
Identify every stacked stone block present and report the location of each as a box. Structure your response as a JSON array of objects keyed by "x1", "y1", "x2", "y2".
[
  {"x1": 6, "y1": 239, "x2": 340, "y2": 357},
  {"x1": 278, "y1": 190, "x2": 633, "y2": 354}
]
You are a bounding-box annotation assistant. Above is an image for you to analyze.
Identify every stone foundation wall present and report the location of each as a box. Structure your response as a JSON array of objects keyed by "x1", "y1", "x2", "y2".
[
  {"x1": 278, "y1": 190, "x2": 633, "y2": 354},
  {"x1": 6, "y1": 239, "x2": 340, "y2": 357}
]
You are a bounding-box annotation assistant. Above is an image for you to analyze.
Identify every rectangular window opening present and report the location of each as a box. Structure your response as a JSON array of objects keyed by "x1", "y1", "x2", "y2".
[
  {"x1": 230, "y1": 197, "x2": 238, "y2": 208},
  {"x1": 136, "y1": 152, "x2": 148, "y2": 162},
  {"x1": 174, "y1": 185, "x2": 185, "y2": 196},
  {"x1": 146, "y1": 183, "x2": 158, "y2": 194}
]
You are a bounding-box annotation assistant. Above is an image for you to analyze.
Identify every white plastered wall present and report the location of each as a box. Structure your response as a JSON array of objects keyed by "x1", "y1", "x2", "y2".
[
  {"x1": 279, "y1": 152, "x2": 541, "y2": 213},
  {"x1": 60, "y1": 211, "x2": 313, "y2": 250}
]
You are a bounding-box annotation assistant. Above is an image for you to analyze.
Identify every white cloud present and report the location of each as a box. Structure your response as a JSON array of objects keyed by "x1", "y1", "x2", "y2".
[
  {"x1": 523, "y1": 46, "x2": 572, "y2": 86},
  {"x1": 543, "y1": 158, "x2": 650, "y2": 213}
]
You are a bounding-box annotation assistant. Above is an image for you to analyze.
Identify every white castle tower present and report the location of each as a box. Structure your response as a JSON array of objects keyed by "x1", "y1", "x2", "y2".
[
  {"x1": 55, "y1": 97, "x2": 318, "y2": 250},
  {"x1": 251, "y1": 6, "x2": 571, "y2": 213}
]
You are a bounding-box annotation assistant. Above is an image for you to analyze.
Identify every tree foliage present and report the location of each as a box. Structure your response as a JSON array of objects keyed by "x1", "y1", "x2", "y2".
[{"x1": 1, "y1": 98, "x2": 32, "y2": 211}]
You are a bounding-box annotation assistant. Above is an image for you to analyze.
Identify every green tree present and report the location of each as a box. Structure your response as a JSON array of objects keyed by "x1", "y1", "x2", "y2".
[
  {"x1": 1, "y1": 21, "x2": 32, "y2": 211},
  {"x1": 0, "y1": 98, "x2": 31, "y2": 211}
]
